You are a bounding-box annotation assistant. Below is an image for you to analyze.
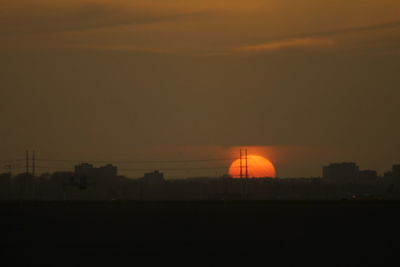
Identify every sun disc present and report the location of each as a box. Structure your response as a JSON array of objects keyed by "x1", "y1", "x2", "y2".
[{"x1": 228, "y1": 155, "x2": 276, "y2": 178}]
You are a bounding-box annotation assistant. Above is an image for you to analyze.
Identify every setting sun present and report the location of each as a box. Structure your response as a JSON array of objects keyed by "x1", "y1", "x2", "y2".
[{"x1": 229, "y1": 155, "x2": 276, "y2": 178}]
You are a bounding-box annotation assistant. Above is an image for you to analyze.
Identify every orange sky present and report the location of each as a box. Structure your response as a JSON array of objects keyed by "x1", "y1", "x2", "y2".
[
  {"x1": 1, "y1": 0, "x2": 400, "y2": 177},
  {"x1": 2, "y1": 0, "x2": 400, "y2": 54}
]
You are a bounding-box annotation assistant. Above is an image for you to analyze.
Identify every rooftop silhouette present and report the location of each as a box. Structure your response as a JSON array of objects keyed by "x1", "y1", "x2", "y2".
[{"x1": 1, "y1": 158, "x2": 400, "y2": 201}]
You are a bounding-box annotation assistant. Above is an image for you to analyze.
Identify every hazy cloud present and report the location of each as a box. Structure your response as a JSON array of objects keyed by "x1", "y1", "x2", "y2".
[
  {"x1": 234, "y1": 38, "x2": 334, "y2": 52},
  {"x1": 313, "y1": 20, "x2": 400, "y2": 38},
  {"x1": 66, "y1": 44, "x2": 171, "y2": 54},
  {"x1": 231, "y1": 20, "x2": 400, "y2": 54},
  {"x1": 279, "y1": 20, "x2": 400, "y2": 44},
  {"x1": 0, "y1": 1, "x2": 212, "y2": 35}
]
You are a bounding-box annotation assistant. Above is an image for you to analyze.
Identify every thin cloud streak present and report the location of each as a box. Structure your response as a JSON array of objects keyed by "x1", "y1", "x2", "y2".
[
  {"x1": 66, "y1": 44, "x2": 172, "y2": 54},
  {"x1": 234, "y1": 38, "x2": 334, "y2": 52},
  {"x1": 262, "y1": 20, "x2": 400, "y2": 46},
  {"x1": 231, "y1": 20, "x2": 400, "y2": 54}
]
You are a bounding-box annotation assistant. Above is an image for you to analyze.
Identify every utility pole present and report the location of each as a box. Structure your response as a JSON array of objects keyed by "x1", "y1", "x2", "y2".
[
  {"x1": 245, "y1": 149, "x2": 248, "y2": 179},
  {"x1": 32, "y1": 151, "x2": 36, "y2": 200},
  {"x1": 239, "y1": 149, "x2": 243, "y2": 179},
  {"x1": 245, "y1": 148, "x2": 248, "y2": 199},
  {"x1": 5, "y1": 164, "x2": 12, "y2": 176},
  {"x1": 240, "y1": 149, "x2": 243, "y2": 198},
  {"x1": 26, "y1": 150, "x2": 29, "y2": 174},
  {"x1": 32, "y1": 151, "x2": 36, "y2": 177}
]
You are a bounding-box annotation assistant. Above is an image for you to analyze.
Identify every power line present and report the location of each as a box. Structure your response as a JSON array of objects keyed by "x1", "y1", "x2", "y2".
[
  {"x1": 34, "y1": 166, "x2": 229, "y2": 172},
  {"x1": 2, "y1": 152, "x2": 237, "y2": 176},
  {"x1": 35, "y1": 158, "x2": 235, "y2": 164},
  {"x1": 0, "y1": 159, "x2": 24, "y2": 162}
]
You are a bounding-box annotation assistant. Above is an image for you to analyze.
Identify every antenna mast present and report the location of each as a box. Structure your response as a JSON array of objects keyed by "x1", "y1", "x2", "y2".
[
  {"x1": 239, "y1": 149, "x2": 242, "y2": 179},
  {"x1": 26, "y1": 150, "x2": 29, "y2": 174},
  {"x1": 32, "y1": 151, "x2": 36, "y2": 177},
  {"x1": 240, "y1": 149, "x2": 243, "y2": 198},
  {"x1": 245, "y1": 149, "x2": 248, "y2": 179},
  {"x1": 245, "y1": 149, "x2": 248, "y2": 199}
]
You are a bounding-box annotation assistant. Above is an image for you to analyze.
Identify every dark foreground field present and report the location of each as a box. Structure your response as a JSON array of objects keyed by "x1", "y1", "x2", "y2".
[{"x1": 1, "y1": 200, "x2": 399, "y2": 266}]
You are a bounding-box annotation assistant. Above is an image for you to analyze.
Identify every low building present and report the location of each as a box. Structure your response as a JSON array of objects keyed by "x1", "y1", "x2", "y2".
[
  {"x1": 74, "y1": 163, "x2": 118, "y2": 189},
  {"x1": 323, "y1": 162, "x2": 359, "y2": 180},
  {"x1": 143, "y1": 170, "x2": 165, "y2": 185},
  {"x1": 392, "y1": 165, "x2": 400, "y2": 178},
  {"x1": 358, "y1": 170, "x2": 378, "y2": 180},
  {"x1": 383, "y1": 164, "x2": 400, "y2": 179},
  {"x1": 74, "y1": 163, "x2": 117, "y2": 178}
]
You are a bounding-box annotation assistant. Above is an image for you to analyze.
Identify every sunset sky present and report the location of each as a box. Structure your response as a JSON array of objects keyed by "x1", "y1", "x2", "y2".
[{"x1": 1, "y1": 0, "x2": 400, "y2": 177}]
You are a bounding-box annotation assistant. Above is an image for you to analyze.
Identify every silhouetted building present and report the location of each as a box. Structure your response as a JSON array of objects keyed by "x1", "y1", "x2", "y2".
[
  {"x1": 73, "y1": 163, "x2": 118, "y2": 191},
  {"x1": 12, "y1": 173, "x2": 35, "y2": 199},
  {"x1": 384, "y1": 164, "x2": 400, "y2": 179},
  {"x1": 358, "y1": 170, "x2": 378, "y2": 180},
  {"x1": 74, "y1": 163, "x2": 117, "y2": 178},
  {"x1": 323, "y1": 162, "x2": 359, "y2": 180},
  {"x1": 143, "y1": 170, "x2": 165, "y2": 184},
  {"x1": 384, "y1": 171, "x2": 392, "y2": 179},
  {"x1": 393, "y1": 165, "x2": 400, "y2": 178},
  {"x1": 0, "y1": 173, "x2": 12, "y2": 199}
]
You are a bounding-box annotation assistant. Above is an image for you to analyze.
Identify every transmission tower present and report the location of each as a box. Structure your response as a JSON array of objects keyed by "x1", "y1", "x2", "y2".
[
  {"x1": 239, "y1": 148, "x2": 249, "y2": 200},
  {"x1": 26, "y1": 150, "x2": 29, "y2": 174},
  {"x1": 32, "y1": 151, "x2": 36, "y2": 177},
  {"x1": 245, "y1": 148, "x2": 248, "y2": 199}
]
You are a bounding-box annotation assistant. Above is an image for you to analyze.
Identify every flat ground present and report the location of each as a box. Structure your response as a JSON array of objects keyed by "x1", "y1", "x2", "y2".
[{"x1": 1, "y1": 201, "x2": 399, "y2": 266}]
